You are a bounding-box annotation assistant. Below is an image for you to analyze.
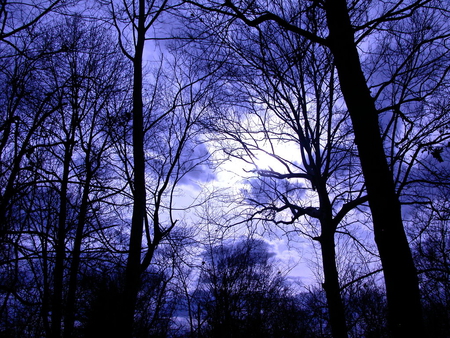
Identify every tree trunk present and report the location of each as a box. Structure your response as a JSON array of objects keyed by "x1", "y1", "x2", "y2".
[
  {"x1": 51, "y1": 138, "x2": 73, "y2": 338},
  {"x1": 63, "y1": 151, "x2": 93, "y2": 338},
  {"x1": 117, "y1": 0, "x2": 147, "y2": 336},
  {"x1": 316, "y1": 180, "x2": 348, "y2": 338},
  {"x1": 323, "y1": 0, "x2": 423, "y2": 336},
  {"x1": 319, "y1": 231, "x2": 348, "y2": 338}
]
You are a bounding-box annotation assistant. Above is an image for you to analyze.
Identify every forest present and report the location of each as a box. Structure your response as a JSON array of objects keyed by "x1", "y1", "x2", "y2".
[{"x1": 1, "y1": 0, "x2": 449, "y2": 337}]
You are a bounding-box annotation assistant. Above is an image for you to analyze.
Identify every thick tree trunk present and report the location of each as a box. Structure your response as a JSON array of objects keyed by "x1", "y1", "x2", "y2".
[{"x1": 323, "y1": 1, "x2": 423, "y2": 336}]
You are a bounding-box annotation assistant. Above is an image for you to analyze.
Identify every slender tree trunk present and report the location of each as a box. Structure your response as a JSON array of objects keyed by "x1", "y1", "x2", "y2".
[
  {"x1": 52, "y1": 67, "x2": 81, "y2": 337},
  {"x1": 319, "y1": 230, "x2": 348, "y2": 338},
  {"x1": 42, "y1": 230, "x2": 52, "y2": 337},
  {"x1": 51, "y1": 138, "x2": 73, "y2": 338},
  {"x1": 323, "y1": 1, "x2": 423, "y2": 336},
  {"x1": 118, "y1": 0, "x2": 147, "y2": 336},
  {"x1": 63, "y1": 152, "x2": 93, "y2": 338},
  {"x1": 316, "y1": 181, "x2": 348, "y2": 338}
]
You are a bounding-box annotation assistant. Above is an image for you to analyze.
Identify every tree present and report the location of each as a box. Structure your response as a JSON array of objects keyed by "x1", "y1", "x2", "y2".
[
  {"x1": 39, "y1": 18, "x2": 130, "y2": 338},
  {"x1": 181, "y1": 10, "x2": 373, "y2": 337},
  {"x1": 80, "y1": 248, "x2": 182, "y2": 338},
  {"x1": 184, "y1": 1, "x2": 450, "y2": 335},
  {"x1": 408, "y1": 182, "x2": 450, "y2": 337},
  {"x1": 105, "y1": 0, "x2": 172, "y2": 334},
  {"x1": 1, "y1": 1, "x2": 448, "y2": 337},
  {"x1": 190, "y1": 237, "x2": 306, "y2": 338},
  {"x1": 104, "y1": 1, "x2": 224, "y2": 334},
  {"x1": 0, "y1": 18, "x2": 67, "y2": 336},
  {"x1": 0, "y1": 15, "x2": 131, "y2": 337}
]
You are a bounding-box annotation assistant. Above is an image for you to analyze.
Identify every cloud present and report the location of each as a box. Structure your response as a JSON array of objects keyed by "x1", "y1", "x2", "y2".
[{"x1": 178, "y1": 141, "x2": 216, "y2": 187}]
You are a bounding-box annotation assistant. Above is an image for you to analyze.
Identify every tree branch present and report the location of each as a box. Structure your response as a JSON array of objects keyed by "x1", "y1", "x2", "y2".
[{"x1": 223, "y1": 0, "x2": 328, "y2": 46}]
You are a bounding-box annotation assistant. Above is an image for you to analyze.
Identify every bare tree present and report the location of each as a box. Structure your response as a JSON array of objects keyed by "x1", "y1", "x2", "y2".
[
  {"x1": 104, "y1": 0, "x2": 172, "y2": 334},
  {"x1": 103, "y1": 1, "x2": 225, "y2": 334},
  {"x1": 190, "y1": 236, "x2": 305, "y2": 338},
  {"x1": 181, "y1": 13, "x2": 373, "y2": 337},
  {"x1": 0, "y1": 15, "x2": 131, "y2": 337},
  {"x1": 184, "y1": 1, "x2": 450, "y2": 335},
  {"x1": 407, "y1": 175, "x2": 450, "y2": 337}
]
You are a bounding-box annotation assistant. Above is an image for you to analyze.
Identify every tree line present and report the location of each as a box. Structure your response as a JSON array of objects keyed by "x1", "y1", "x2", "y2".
[{"x1": 0, "y1": 0, "x2": 449, "y2": 337}]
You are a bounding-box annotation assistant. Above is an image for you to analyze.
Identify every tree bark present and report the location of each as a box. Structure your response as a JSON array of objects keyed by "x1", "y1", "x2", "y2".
[{"x1": 323, "y1": 0, "x2": 423, "y2": 336}]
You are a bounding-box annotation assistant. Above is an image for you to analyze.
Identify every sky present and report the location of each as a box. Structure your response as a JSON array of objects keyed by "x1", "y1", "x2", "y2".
[{"x1": 169, "y1": 121, "x2": 317, "y2": 285}]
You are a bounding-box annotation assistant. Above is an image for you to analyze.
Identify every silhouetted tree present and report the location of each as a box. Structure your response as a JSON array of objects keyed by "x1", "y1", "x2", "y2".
[
  {"x1": 189, "y1": 237, "x2": 307, "y2": 338},
  {"x1": 105, "y1": 1, "x2": 222, "y2": 334},
  {"x1": 180, "y1": 12, "x2": 371, "y2": 337},
  {"x1": 0, "y1": 16, "x2": 130, "y2": 337},
  {"x1": 408, "y1": 185, "x2": 450, "y2": 337},
  {"x1": 184, "y1": 1, "x2": 450, "y2": 335}
]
